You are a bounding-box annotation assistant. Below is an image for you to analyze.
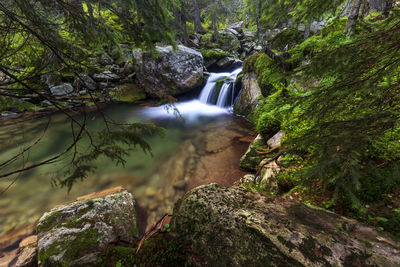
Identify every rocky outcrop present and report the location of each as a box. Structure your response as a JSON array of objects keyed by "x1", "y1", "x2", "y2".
[
  {"x1": 171, "y1": 183, "x2": 400, "y2": 267},
  {"x1": 234, "y1": 72, "x2": 262, "y2": 116},
  {"x1": 133, "y1": 45, "x2": 204, "y2": 97},
  {"x1": 36, "y1": 187, "x2": 139, "y2": 266}
]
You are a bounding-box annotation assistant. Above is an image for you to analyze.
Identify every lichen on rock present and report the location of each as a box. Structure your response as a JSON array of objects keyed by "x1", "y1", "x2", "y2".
[
  {"x1": 36, "y1": 187, "x2": 139, "y2": 266},
  {"x1": 171, "y1": 183, "x2": 400, "y2": 267}
]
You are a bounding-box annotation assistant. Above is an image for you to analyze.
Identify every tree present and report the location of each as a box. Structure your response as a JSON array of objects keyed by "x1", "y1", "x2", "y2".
[
  {"x1": 249, "y1": 0, "x2": 399, "y2": 206},
  {"x1": 0, "y1": 0, "x2": 174, "y2": 190}
]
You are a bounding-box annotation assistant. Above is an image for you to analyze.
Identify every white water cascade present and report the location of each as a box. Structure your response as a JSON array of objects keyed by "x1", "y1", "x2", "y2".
[
  {"x1": 140, "y1": 67, "x2": 242, "y2": 122},
  {"x1": 199, "y1": 68, "x2": 243, "y2": 108}
]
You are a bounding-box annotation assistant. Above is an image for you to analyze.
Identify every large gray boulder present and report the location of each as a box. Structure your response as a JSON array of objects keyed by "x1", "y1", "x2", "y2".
[
  {"x1": 73, "y1": 74, "x2": 97, "y2": 91},
  {"x1": 132, "y1": 45, "x2": 204, "y2": 97},
  {"x1": 171, "y1": 183, "x2": 400, "y2": 267},
  {"x1": 234, "y1": 72, "x2": 262, "y2": 116},
  {"x1": 50, "y1": 83, "x2": 74, "y2": 96},
  {"x1": 37, "y1": 187, "x2": 139, "y2": 266}
]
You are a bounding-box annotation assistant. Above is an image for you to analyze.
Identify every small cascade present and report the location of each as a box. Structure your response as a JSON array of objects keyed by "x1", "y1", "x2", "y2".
[{"x1": 199, "y1": 68, "x2": 242, "y2": 108}]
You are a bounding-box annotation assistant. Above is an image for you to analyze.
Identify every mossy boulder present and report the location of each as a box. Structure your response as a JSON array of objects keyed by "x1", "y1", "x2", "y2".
[
  {"x1": 37, "y1": 187, "x2": 139, "y2": 266},
  {"x1": 171, "y1": 183, "x2": 400, "y2": 267},
  {"x1": 200, "y1": 31, "x2": 240, "y2": 53},
  {"x1": 239, "y1": 134, "x2": 267, "y2": 171},
  {"x1": 109, "y1": 83, "x2": 146, "y2": 103}
]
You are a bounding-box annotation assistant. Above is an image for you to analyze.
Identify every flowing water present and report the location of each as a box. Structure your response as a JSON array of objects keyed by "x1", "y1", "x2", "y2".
[{"x1": 0, "y1": 68, "x2": 252, "y2": 238}]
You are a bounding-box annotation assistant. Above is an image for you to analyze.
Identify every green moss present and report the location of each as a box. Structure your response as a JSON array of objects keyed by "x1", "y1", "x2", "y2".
[
  {"x1": 97, "y1": 246, "x2": 135, "y2": 267},
  {"x1": 135, "y1": 233, "x2": 194, "y2": 266},
  {"x1": 37, "y1": 211, "x2": 63, "y2": 232},
  {"x1": 109, "y1": 84, "x2": 147, "y2": 103},
  {"x1": 200, "y1": 48, "x2": 235, "y2": 60}
]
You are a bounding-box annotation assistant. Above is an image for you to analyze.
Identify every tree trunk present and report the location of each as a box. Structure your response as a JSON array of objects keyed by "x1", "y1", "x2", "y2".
[
  {"x1": 256, "y1": 0, "x2": 263, "y2": 43},
  {"x1": 263, "y1": 46, "x2": 291, "y2": 72},
  {"x1": 345, "y1": 0, "x2": 363, "y2": 37},
  {"x1": 383, "y1": 0, "x2": 393, "y2": 16},
  {"x1": 193, "y1": 0, "x2": 206, "y2": 34},
  {"x1": 211, "y1": 11, "x2": 217, "y2": 32}
]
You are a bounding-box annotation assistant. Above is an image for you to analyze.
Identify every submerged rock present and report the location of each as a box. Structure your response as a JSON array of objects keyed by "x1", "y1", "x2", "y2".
[
  {"x1": 171, "y1": 183, "x2": 400, "y2": 267},
  {"x1": 36, "y1": 187, "x2": 139, "y2": 266},
  {"x1": 234, "y1": 72, "x2": 262, "y2": 116},
  {"x1": 132, "y1": 45, "x2": 204, "y2": 97}
]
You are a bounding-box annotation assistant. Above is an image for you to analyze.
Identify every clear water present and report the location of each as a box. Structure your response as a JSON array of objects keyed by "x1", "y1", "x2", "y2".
[{"x1": 0, "y1": 69, "x2": 253, "y2": 235}]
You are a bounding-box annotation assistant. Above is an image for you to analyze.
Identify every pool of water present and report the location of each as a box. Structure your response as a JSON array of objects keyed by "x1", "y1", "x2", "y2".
[{"x1": 0, "y1": 101, "x2": 254, "y2": 236}]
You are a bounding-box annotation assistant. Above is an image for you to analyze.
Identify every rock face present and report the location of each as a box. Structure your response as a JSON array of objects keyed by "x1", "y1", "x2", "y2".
[
  {"x1": 133, "y1": 45, "x2": 204, "y2": 97},
  {"x1": 234, "y1": 72, "x2": 262, "y2": 116},
  {"x1": 171, "y1": 183, "x2": 400, "y2": 267},
  {"x1": 36, "y1": 187, "x2": 139, "y2": 266}
]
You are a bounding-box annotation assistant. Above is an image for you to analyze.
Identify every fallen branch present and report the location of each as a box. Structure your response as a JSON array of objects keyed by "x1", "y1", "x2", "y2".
[{"x1": 136, "y1": 214, "x2": 172, "y2": 254}]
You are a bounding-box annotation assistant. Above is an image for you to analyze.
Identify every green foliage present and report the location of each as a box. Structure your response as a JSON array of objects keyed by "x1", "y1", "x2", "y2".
[{"x1": 243, "y1": 53, "x2": 287, "y2": 95}]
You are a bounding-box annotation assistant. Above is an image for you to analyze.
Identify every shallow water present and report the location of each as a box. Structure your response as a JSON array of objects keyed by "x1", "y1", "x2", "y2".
[{"x1": 0, "y1": 101, "x2": 253, "y2": 236}]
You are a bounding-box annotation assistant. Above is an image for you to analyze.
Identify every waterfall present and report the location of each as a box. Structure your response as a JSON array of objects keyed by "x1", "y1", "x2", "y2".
[{"x1": 199, "y1": 68, "x2": 242, "y2": 108}]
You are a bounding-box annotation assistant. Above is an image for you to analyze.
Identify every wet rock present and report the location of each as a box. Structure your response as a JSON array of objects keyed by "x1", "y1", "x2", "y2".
[
  {"x1": 239, "y1": 134, "x2": 267, "y2": 171},
  {"x1": 36, "y1": 187, "x2": 139, "y2": 266},
  {"x1": 73, "y1": 74, "x2": 97, "y2": 91},
  {"x1": 92, "y1": 71, "x2": 120, "y2": 82},
  {"x1": 132, "y1": 45, "x2": 204, "y2": 97},
  {"x1": 50, "y1": 83, "x2": 74, "y2": 96},
  {"x1": 216, "y1": 57, "x2": 243, "y2": 69},
  {"x1": 171, "y1": 183, "x2": 400, "y2": 267},
  {"x1": 234, "y1": 72, "x2": 262, "y2": 116}
]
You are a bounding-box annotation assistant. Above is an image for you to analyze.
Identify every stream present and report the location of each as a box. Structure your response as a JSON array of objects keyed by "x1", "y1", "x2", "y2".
[{"x1": 0, "y1": 68, "x2": 253, "y2": 236}]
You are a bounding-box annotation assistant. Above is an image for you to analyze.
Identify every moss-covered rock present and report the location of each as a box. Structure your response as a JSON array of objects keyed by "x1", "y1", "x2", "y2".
[
  {"x1": 200, "y1": 31, "x2": 240, "y2": 53},
  {"x1": 171, "y1": 183, "x2": 400, "y2": 267},
  {"x1": 37, "y1": 187, "x2": 139, "y2": 266},
  {"x1": 239, "y1": 134, "x2": 268, "y2": 171},
  {"x1": 109, "y1": 83, "x2": 146, "y2": 103}
]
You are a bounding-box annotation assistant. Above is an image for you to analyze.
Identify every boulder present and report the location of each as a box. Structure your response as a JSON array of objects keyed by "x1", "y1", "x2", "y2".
[
  {"x1": 50, "y1": 83, "x2": 74, "y2": 96},
  {"x1": 216, "y1": 57, "x2": 243, "y2": 69},
  {"x1": 73, "y1": 74, "x2": 97, "y2": 91},
  {"x1": 36, "y1": 187, "x2": 139, "y2": 266},
  {"x1": 267, "y1": 131, "x2": 285, "y2": 148},
  {"x1": 41, "y1": 73, "x2": 62, "y2": 89},
  {"x1": 171, "y1": 183, "x2": 400, "y2": 267},
  {"x1": 239, "y1": 135, "x2": 267, "y2": 171},
  {"x1": 258, "y1": 159, "x2": 280, "y2": 193},
  {"x1": 132, "y1": 45, "x2": 204, "y2": 97},
  {"x1": 234, "y1": 72, "x2": 262, "y2": 116},
  {"x1": 92, "y1": 71, "x2": 120, "y2": 82},
  {"x1": 225, "y1": 21, "x2": 245, "y2": 34}
]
